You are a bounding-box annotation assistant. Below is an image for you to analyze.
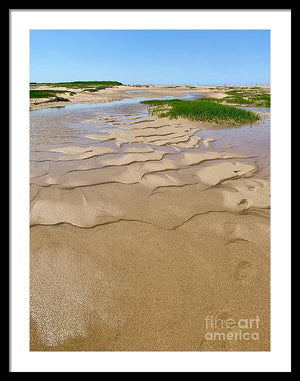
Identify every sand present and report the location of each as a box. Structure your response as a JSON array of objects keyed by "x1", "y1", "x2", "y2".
[
  {"x1": 30, "y1": 84, "x2": 270, "y2": 111},
  {"x1": 30, "y1": 89, "x2": 270, "y2": 351},
  {"x1": 30, "y1": 84, "x2": 205, "y2": 111}
]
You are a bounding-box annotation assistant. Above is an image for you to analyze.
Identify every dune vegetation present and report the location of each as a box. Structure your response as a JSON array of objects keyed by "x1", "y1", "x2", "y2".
[
  {"x1": 222, "y1": 87, "x2": 270, "y2": 107},
  {"x1": 29, "y1": 90, "x2": 74, "y2": 101},
  {"x1": 30, "y1": 81, "x2": 123, "y2": 98},
  {"x1": 30, "y1": 80, "x2": 122, "y2": 88}
]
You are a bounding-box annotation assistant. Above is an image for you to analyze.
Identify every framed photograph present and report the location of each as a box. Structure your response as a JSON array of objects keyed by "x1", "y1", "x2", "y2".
[{"x1": 9, "y1": 8, "x2": 292, "y2": 372}]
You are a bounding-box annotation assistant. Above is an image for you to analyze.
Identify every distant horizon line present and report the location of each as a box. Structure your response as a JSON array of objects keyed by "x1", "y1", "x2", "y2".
[{"x1": 30, "y1": 81, "x2": 270, "y2": 86}]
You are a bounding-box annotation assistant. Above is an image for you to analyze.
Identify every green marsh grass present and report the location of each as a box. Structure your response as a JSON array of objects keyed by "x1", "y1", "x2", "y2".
[
  {"x1": 30, "y1": 81, "x2": 123, "y2": 98},
  {"x1": 222, "y1": 87, "x2": 270, "y2": 107},
  {"x1": 141, "y1": 98, "x2": 260, "y2": 125},
  {"x1": 30, "y1": 90, "x2": 68, "y2": 99},
  {"x1": 32, "y1": 81, "x2": 122, "y2": 89}
]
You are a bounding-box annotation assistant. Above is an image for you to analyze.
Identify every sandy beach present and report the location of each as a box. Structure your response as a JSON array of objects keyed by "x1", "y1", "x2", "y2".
[
  {"x1": 30, "y1": 86, "x2": 270, "y2": 351},
  {"x1": 30, "y1": 84, "x2": 269, "y2": 111}
]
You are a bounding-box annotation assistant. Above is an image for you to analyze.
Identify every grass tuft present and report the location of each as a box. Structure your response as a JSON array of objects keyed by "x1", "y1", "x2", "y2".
[
  {"x1": 30, "y1": 90, "x2": 68, "y2": 99},
  {"x1": 222, "y1": 87, "x2": 270, "y2": 107},
  {"x1": 141, "y1": 98, "x2": 260, "y2": 125}
]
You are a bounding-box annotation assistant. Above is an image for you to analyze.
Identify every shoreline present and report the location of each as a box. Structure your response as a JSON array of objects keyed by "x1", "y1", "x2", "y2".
[{"x1": 30, "y1": 84, "x2": 270, "y2": 111}]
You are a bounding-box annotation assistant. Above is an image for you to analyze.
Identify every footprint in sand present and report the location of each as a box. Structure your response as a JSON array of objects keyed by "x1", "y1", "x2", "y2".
[{"x1": 233, "y1": 260, "x2": 253, "y2": 284}]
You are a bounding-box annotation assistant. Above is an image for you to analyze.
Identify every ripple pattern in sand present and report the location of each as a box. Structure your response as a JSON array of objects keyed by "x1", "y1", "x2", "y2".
[{"x1": 30, "y1": 109, "x2": 270, "y2": 351}]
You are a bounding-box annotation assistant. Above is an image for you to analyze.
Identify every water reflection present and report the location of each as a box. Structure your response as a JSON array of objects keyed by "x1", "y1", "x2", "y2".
[
  {"x1": 30, "y1": 93, "x2": 270, "y2": 179},
  {"x1": 30, "y1": 93, "x2": 203, "y2": 149}
]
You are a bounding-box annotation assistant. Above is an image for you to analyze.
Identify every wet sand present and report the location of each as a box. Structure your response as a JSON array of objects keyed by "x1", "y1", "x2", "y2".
[
  {"x1": 30, "y1": 84, "x2": 270, "y2": 111},
  {"x1": 30, "y1": 92, "x2": 270, "y2": 351},
  {"x1": 30, "y1": 84, "x2": 213, "y2": 111}
]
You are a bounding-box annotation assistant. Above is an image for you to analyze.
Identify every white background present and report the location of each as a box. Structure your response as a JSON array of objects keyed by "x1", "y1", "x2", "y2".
[{"x1": 10, "y1": 9, "x2": 291, "y2": 372}]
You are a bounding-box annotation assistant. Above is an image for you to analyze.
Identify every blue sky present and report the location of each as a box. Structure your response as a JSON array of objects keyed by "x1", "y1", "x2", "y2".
[{"x1": 30, "y1": 30, "x2": 270, "y2": 85}]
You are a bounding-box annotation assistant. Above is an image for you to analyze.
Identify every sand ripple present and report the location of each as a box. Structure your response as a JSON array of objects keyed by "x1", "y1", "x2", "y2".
[{"x1": 30, "y1": 110, "x2": 270, "y2": 351}]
